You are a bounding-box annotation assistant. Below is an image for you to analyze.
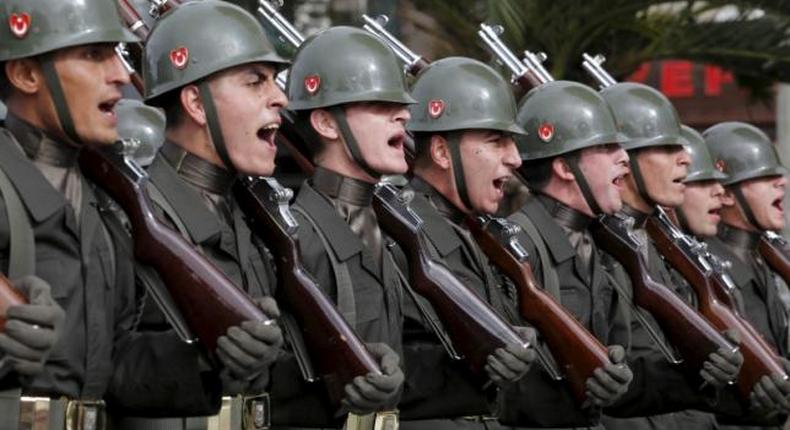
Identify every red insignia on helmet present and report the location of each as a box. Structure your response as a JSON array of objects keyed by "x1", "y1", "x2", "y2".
[
  {"x1": 169, "y1": 47, "x2": 189, "y2": 70},
  {"x1": 304, "y1": 74, "x2": 320, "y2": 95},
  {"x1": 428, "y1": 99, "x2": 445, "y2": 119},
  {"x1": 538, "y1": 122, "x2": 554, "y2": 142},
  {"x1": 715, "y1": 159, "x2": 726, "y2": 173},
  {"x1": 8, "y1": 12, "x2": 30, "y2": 39}
]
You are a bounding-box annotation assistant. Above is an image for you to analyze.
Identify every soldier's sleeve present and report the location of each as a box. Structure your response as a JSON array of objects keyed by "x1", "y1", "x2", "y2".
[{"x1": 103, "y1": 214, "x2": 223, "y2": 416}]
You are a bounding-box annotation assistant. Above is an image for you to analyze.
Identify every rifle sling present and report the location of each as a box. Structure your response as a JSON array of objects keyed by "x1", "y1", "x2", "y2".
[{"x1": 508, "y1": 210, "x2": 561, "y2": 301}]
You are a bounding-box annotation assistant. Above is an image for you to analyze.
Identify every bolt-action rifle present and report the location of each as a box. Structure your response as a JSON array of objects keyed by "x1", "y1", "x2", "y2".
[
  {"x1": 646, "y1": 208, "x2": 787, "y2": 400},
  {"x1": 478, "y1": 23, "x2": 553, "y2": 90},
  {"x1": 759, "y1": 231, "x2": 790, "y2": 284},
  {"x1": 467, "y1": 215, "x2": 610, "y2": 404},
  {"x1": 0, "y1": 274, "x2": 26, "y2": 333}
]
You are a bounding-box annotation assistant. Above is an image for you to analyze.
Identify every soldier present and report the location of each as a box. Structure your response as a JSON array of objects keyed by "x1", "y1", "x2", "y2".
[
  {"x1": 399, "y1": 57, "x2": 537, "y2": 429},
  {"x1": 114, "y1": 99, "x2": 165, "y2": 167},
  {"x1": 702, "y1": 122, "x2": 790, "y2": 428},
  {"x1": 279, "y1": 26, "x2": 410, "y2": 428},
  {"x1": 598, "y1": 82, "x2": 743, "y2": 429},
  {"x1": 501, "y1": 80, "x2": 634, "y2": 428},
  {"x1": 109, "y1": 1, "x2": 291, "y2": 428},
  {"x1": 0, "y1": 0, "x2": 222, "y2": 427}
]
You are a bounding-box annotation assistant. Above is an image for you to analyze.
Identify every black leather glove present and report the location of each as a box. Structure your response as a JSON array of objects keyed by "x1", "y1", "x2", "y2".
[
  {"x1": 0, "y1": 276, "x2": 65, "y2": 376},
  {"x1": 484, "y1": 326, "x2": 537, "y2": 385},
  {"x1": 342, "y1": 342, "x2": 404, "y2": 414}
]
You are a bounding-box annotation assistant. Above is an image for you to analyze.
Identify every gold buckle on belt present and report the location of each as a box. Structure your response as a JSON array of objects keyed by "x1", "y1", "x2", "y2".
[
  {"x1": 66, "y1": 399, "x2": 106, "y2": 430},
  {"x1": 209, "y1": 394, "x2": 271, "y2": 430},
  {"x1": 344, "y1": 410, "x2": 399, "y2": 430},
  {"x1": 460, "y1": 415, "x2": 497, "y2": 423}
]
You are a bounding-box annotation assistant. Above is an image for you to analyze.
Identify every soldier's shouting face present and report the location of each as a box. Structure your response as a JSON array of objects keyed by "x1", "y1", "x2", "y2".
[
  {"x1": 340, "y1": 102, "x2": 411, "y2": 178},
  {"x1": 727, "y1": 175, "x2": 787, "y2": 231},
  {"x1": 680, "y1": 180, "x2": 725, "y2": 236},
  {"x1": 458, "y1": 130, "x2": 521, "y2": 215},
  {"x1": 207, "y1": 63, "x2": 286, "y2": 176},
  {"x1": 14, "y1": 43, "x2": 129, "y2": 146},
  {"x1": 629, "y1": 145, "x2": 691, "y2": 207},
  {"x1": 576, "y1": 143, "x2": 630, "y2": 215}
]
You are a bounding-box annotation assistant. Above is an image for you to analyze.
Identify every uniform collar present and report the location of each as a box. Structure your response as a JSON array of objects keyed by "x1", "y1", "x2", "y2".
[
  {"x1": 161, "y1": 141, "x2": 235, "y2": 196},
  {"x1": 312, "y1": 167, "x2": 375, "y2": 207},
  {"x1": 536, "y1": 193, "x2": 592, "y2": 232},
  {"x1": 519, "y1": 195, "x2": 577, "y2": 264},
  {"x1": 5, "y1": 113, "x2": 79, "y2": 167},
  {"x1": 621, "y1": 203, "x2": 652, "y2": 229},
  {"x1": 718, "y1": 224, "x2": 761, "y2": 251},
  {"x1": 410, "y1": 176, "x2": 466, "y2": 225}
]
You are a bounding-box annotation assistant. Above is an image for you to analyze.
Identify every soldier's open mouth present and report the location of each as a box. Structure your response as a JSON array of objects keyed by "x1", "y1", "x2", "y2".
[
  {"x1": 493, "y1": 177, "x2": 508, "y2": 194},
  {"x1": 99, "y1": 98, "x2": 119, "y2": 117},
  {"x1": 257, "y1": 124, "x2": 279, "y2": 146},
  {"x1": 773, "y1": 198, "x2": 784, "y2": 212},
  {"x1": 387, "y1": 134, "x2": 405, "y2": 150},
  {"x1": 612, "y1": 173, "x2": 625, "y2": 188}
]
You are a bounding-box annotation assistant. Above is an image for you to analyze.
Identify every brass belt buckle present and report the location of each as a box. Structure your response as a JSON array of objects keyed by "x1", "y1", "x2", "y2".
[
  {"x1": 242, "y1": 393, "x2": 270, "y2": 430},
  {"x1": 19, "y1": 396, "x2": 52, "y2": 430},
  {"x1": 345, "y1": 410, "x2": 399, "y2": 430},
  {"x1": 373, "y1": 410, "x2": 399, "y2": 430},
  {"x1": 66, "y1": 399, "x2": 105, "y2": 430}
]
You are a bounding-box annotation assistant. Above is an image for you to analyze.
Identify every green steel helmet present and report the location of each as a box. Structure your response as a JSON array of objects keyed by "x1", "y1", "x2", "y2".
[
  {"x1": 681, "y1": 125, "x2": 727, "y2": 183},
  {"x1": 407, "y1": 57, "x2": 524, "y2": 135},
  {"x1": 600, "y1": 82, "x2": 685, "y2": 151},
  {"x1": 286, "y1": 26, "x2": 415, "y2": 111},
  {"x1": 143, "y1": 0, "x2": 288, "y2": 103},
  {"x1": 0, "y1": 0, "x2": 137, "y2": 61},
  {"x1": 515, "y1": 80, "x2": 627, "y2": 161},
  {"x1": 116, "y1": 99, "x2": 165, "y2": 166},
  {"x1": 703, "y1": 121, "x2": 787, "y2": 186}
]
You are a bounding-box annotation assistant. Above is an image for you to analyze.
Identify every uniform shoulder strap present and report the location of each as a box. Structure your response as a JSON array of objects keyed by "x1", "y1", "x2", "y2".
[
  {"x1": 510, "y1": 210, "x2": 561, "y2": 301},
  {"x1": 291, "y1": 205, "x2": 356, "y2": 328},
  {"x1": 0, "y1": 130, "x2": 34, "y2": 278}
]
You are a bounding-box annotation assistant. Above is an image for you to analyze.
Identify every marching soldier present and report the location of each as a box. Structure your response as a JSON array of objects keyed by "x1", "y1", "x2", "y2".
[
  {"x1": 504, "y1": 80, "x2": 635, "y2": 428},
  {"x1": 598, "y1": 82, "x2": 743, "y2": 429},
  {"x1": 280, "y1": 26, "x2": 409, "y2": 428},
  {"x1": 0, "y1": 0, "x2": 221, "y2": 427},
  {"x1": 399, "y1": 57, "x2": 537, "y2": 429},
  {"x1": 702, "y1": 122, "x2": 790, "y2": 428}
]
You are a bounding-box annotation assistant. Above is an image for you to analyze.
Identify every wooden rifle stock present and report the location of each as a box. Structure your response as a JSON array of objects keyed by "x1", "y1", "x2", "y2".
[
  {"x1": 372, "y1": 184, "x2": 528, "y2": 377},
  {"x1": 0, "y1": 274, "x2": 26, "y2": 333},
  {"x1": 466, "y1": 215, "x2": 609, "y2": 404},
  {"x1": 759, "y1": 232, "x2": 790, "y2": 284},
  {"x1": 78, "y1": 143, "x2": 270, "y2": 351},
  {"x1": 590, "y1": 213, "x2": 735, "y2": 372},
  {"x1": 646, "y1": 211, "x2": 786, "y2": 399},
  {"x1": 233, "y1": 176, "x2": 380, "y2": 405}
]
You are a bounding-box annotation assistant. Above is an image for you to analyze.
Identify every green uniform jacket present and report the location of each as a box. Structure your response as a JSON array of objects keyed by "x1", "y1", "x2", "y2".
[
  {"x1": 502, "y1": 195, "x2": 626, "y2": 428},
  {"x1": 270, "y1": 179, "x2": 403, "y2": 427},
  {"x1": 0, "y1": 122, "x2": 216, "y2": 415},
  {"x1": 396, "y1": 178, "x2": 511, "y2": 422}
]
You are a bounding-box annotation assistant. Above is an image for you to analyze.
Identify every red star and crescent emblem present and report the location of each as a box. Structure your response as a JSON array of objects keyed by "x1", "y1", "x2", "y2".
[
  {"x1": 428, "y1": 99, "x2": 445, "y2": 119},
  {"x1": 304, "y1": 74, "x2": 320, "y2": 95},
  {"x1": 538, "y1": 122, "x2": 554, "y2": 142},
  {"x1": 715, "y1": 159, "x2": 726, "y2": 173},
  {"x1": 8, "y1": 12, "x2": 30, "y2": 39},
  {"x1": 169, "y1": 47, "x2": 189, "y2": 70}
]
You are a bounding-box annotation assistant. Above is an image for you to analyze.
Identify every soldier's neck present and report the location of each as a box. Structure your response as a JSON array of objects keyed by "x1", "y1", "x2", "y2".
[
  {"x1": 161, "y1": 141, "x2": 235, "y2": 195},
  {"x1": 718, "y1": 223, "x2": 761, "y2": 251},
  {"x1": 621, "y1": 203, "x2": 653, "y2": 229},
  {"x1": 720, "y1": 206, "x2": 759, "y2": 232},
  {"x1": 312, "y1": 167, "x2": 375, "y2": 207},
  {"x1": 537, "y1": 194, "x2": 592, "y2": 232},
  {"x1": 165, "y1": 123, "x2": 224, "y2": 169},
  {"x1": 621, "y1": 182, "x2": 654, "y2": 214},
  {"x1": 5, "y1": 113, "x2": 78, "y2": 167}
]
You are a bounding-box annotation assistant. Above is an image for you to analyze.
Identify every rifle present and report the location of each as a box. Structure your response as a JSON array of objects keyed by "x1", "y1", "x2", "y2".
[
  {"x1": 0, "y1": 274, "x2": 26, "y2": 333},
  {"x1": 78, "y1": 141, "x2": 271, "y2": 351},
  {"x1": 467, "y1": 215, "x2": 610, "y2": 404},
  {"x1": 115, "y1": 0, "x2": 152, "y2": 94},
  {"x1": 646, "y1": 208, "x2": 787, "y2": 399},
  {"x1": 373, "y1": 183, "x2": 530, "y2": 377},
  {"x1": 759, "y1": 231, "x2": 790, "y2": 284},
  {"x1": 233, "y1": 176, "x2": 382, "y2": 405},
  {"x1": 477, "y1": 23, "x2": 553, "y2": 90},
  {"x1": 590, "y1": 213, "x2": 737, "y2": 373},
  {"x1": 361, "y1": 14, "x2": 430, "y2": 76}
]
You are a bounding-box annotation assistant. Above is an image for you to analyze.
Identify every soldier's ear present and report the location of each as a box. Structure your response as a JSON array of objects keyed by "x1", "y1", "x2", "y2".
[
  {"x1": 429, "y1": 134, "x2": 451, "y2": 170},
  {"x1": 180, "y1": 85, "x2": 206, "y2": 126},
  {"x1": 309, "y1": 109, "x2": 339, "y2": 141},
  {"x1": 5, "y1": 59, "x2": 42, "y2": 96},
  {"x1": 552, "y1": 157, "x2": 575, "y2": 182}
]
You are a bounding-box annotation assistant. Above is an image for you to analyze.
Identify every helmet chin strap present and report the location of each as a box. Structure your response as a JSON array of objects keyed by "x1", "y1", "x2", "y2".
[
  {"x1": 40, "y1": 55, "x2": 80, "y2": 146},
  {"x1": 562, "y1": 156, "x2": 603, "y2": 216},
  {"x1": 628, "y1": 153, "x2": 657, "y2": 211},
  {"x1": 329, "y1": 106, "x2": 381, "y2": 181},
  {"x1": 198, "y1": 82, "x2": 237, "y2": 175},
  {"x1": 446, "y1": 131, "x2": 473, "y2": 212},
  {"x1": 731, "y1": 184, "x2": 762, "y2": 231}
]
